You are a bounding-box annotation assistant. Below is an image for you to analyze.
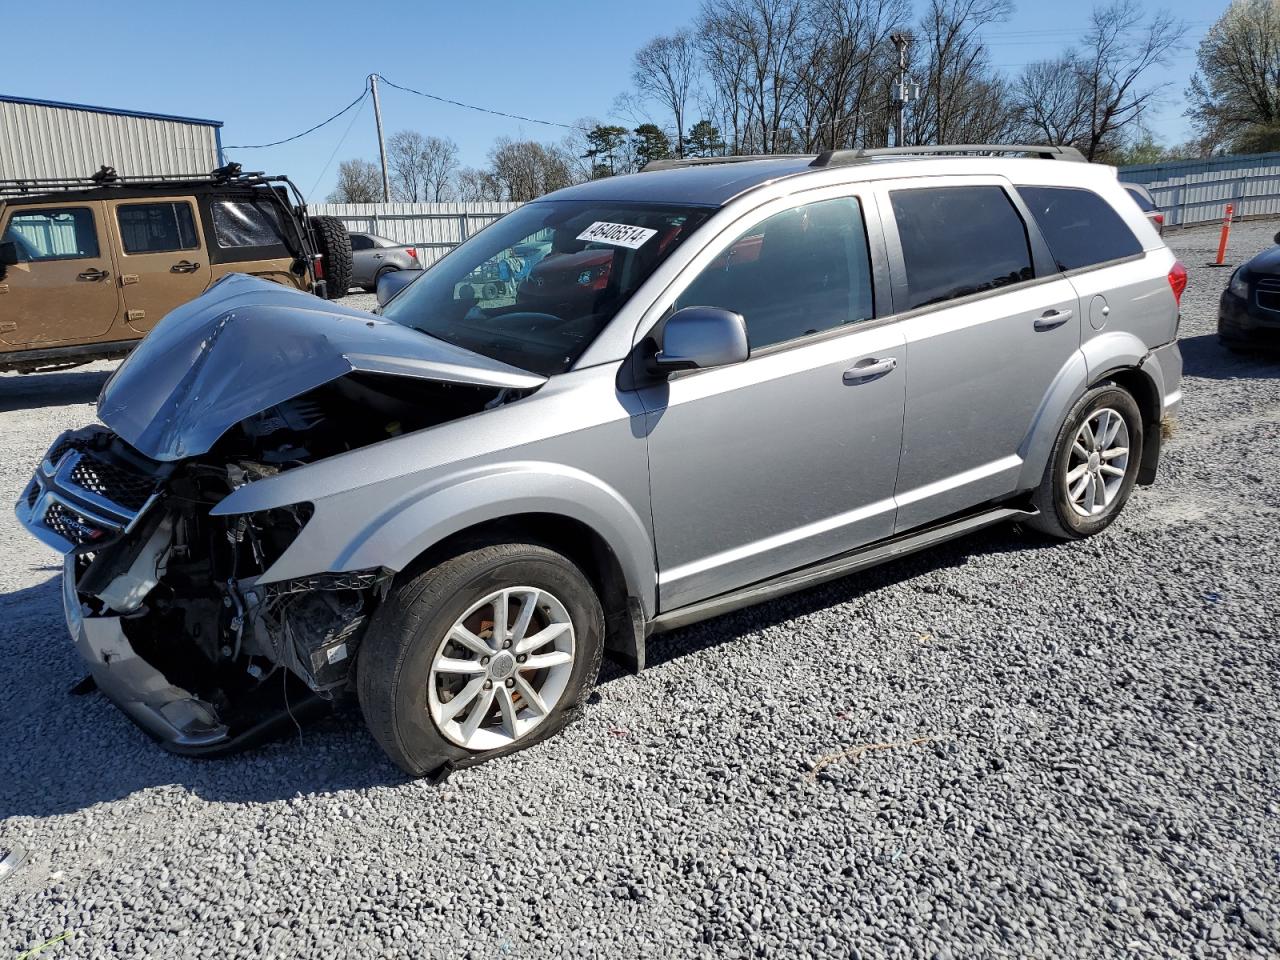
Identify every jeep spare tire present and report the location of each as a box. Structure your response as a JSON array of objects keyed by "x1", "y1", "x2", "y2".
[{"x1": 309, "y1": 215, "x2": 353, "y2": 299}]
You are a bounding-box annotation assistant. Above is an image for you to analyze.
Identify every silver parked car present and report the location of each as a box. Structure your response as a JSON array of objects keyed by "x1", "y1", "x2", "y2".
[
  {"x1": 17, "y1": 144, "x2": 1186, "y2": 778},
  {"x1": 349, "y1": 232, "x2": 423, "y2": 292}
]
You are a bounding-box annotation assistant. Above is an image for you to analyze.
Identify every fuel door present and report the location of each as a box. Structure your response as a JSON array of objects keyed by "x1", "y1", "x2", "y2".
[{"x1": 1089, "y1": 294, "x2": 1111, "y2": 331}]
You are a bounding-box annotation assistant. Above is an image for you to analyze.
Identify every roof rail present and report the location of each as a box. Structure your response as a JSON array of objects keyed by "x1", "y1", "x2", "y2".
[
  {"x1": 0, "y1": 163, "x2": 276, "y2": 198},
  {"x1": 811, "y1": 144, "x2": 1086, "y2": 167},
  {"x1": 640, "y1": 154, "x2": 801, "y2": 172}
]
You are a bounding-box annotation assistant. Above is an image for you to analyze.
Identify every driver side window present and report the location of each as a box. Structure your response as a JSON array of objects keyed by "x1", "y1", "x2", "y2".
[{"x1": 675, "y1": 196, "x2": 874, "y2": 350}]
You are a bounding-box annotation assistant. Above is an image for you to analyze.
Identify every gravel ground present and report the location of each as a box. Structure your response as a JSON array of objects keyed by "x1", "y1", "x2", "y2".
[{"x1": 2, "y1": 221, "x2": 1278, "y2": 959}]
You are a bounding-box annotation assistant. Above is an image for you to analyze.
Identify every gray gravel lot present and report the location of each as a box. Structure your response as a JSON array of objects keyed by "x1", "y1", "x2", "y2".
[{"x1": 2, "y1": 222, "x2": 1279, "y2": 959}]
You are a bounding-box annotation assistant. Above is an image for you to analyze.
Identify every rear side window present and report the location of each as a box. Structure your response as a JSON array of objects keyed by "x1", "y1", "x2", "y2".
[
  {"x1": 1123, "y1": 185, "x2": 1156, "y2": 212},
  {"x1": 1019, "y1": 186, "x2": 1143, "y2": 272},
  {"x1": 211, "y1": 198, "x2": 290, "y2": 248},
  {"x1": 675, "y1": 196, "x2": 874, "y2": 350},
  {"x1": 890, "y1": 186, "x2": 1033, "y2": 310},
  {"x1": 349, "y1": 233, "x2": 373, "y2": 251},
  {"x1": 117, "y1": 202, "x2": 199, "y2": 254},
  {"x1": 2, "y1": 207, "x2": 99, "y2": 261}
]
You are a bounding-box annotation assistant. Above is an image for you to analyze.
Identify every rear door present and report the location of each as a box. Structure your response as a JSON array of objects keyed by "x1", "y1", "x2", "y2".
[
  {"x1": 106, "y1": 197, "x2": 212, "y2": 334},
  {"x1": 876, "y1": 176, "x2": 1081, "y2": 532},
  {"x1": 203, "y1": 191, "x2": 305, "y2": 290},
  {"x1": 0, "y1": 201, "x2": 120, "y2": 345},
  {"x1": 1016, "y1": 184, "x2": 1174, "y2": 350}
]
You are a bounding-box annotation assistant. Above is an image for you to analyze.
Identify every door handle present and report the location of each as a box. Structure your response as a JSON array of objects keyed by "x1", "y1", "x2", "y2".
[
  {"x1": 171, "y1": 260, "x2": 201, "y2": 274},
  {"x1": 843, "y1": 356, "x2": 898, "y2": 383},
  {"x1": 1034, "y1": 308, "x2": 1072, "y2": 331},
  {"x1": 77, "y1": 268, "x2": 109, "y2": 282},
  {"x1": 373, "y1": 253, "x2": 384, "y2": 259}
]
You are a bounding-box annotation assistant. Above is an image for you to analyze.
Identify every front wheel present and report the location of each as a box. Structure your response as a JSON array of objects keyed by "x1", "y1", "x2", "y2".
[
  {"x1": 357, "y1": 543, "x2": 604, "y2": 777},
  {"x1": 1028, "y1": 382, "x2": 1144, "y2": 540}
]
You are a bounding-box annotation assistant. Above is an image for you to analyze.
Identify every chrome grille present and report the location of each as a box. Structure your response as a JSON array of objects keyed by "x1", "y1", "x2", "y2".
[
  {"x1": 43, "y1": 502, "x2": 110, "y2": 547},
  {"x1": 69, "y1": 455, "x2": 156, "y2": 512}
]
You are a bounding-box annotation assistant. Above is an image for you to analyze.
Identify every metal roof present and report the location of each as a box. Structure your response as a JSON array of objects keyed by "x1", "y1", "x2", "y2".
[{"x1": 0, "y1": 93, "x2": 222, "y2": 128}]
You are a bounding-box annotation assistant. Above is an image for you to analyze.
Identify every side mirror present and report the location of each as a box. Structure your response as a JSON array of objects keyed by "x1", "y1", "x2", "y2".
[
  {"x1": 653, "y1": 306, "x2": 749, "y2": 373},
  {"x1": 376, "y1": 268, "x2": 417, "y2": 306},
  {"x1": 0, "y1": 241, "x2": 18, "y2": 267}
]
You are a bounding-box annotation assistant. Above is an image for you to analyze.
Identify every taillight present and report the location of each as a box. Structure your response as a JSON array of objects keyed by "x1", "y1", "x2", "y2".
[
  {"x1": 406, "y1": 247, "x2": 418, "y2": 260},
  {"x1": 313, "y1": 254, "x2": 325, "y2": 281},
  {"x1": 1153, "y1": 213, "x2": 1164, "y2": 225},
  {"x1": 1168, "y1": 261, "x2": 1187, "y2": 306}
]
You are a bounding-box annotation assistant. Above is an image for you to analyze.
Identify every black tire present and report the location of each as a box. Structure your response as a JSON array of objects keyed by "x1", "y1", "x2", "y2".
[
  {"x1": 308, "y1": 215, "x2": 353, "y2": 299},
  {"x1": 1027, "y1": 382, "x2": 1144, "y2": 540},
  {"x1": 357, "y1": 543, "x2": 604, "y2": 778}
]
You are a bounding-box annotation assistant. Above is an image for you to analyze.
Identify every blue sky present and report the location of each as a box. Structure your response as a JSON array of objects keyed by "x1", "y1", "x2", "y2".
[{"x1": 3, "y1": 0, "x2": 1218, "y2": 200}]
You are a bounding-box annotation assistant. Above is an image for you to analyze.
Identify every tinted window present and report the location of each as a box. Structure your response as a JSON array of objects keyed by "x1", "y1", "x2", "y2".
[
  {"x1": 2, "y1": 207, "x2": 99, "y2": 261},
  {"x1": 117, "y1": 202, "x2": 199, "y2": 254},
  {"x1": 890, "y1": 186, "x2": 1033, "y2": 310},
  {"x1": 211, "y1": 198, "x2": 289, "y2": 248},
  {"x1": 1019, "y1": 186, "x2": 1143, "y2": 271},
  {"x1": 380, "y1": 201, "x2": 710, "y2": 376},
  {"x1": 675, "y1": 196, "x2": 874, "y2": 350},
  {"x1": 349, "y1": 233, "x2": 373, "y2": 251},
  {"x1": 1123, "y1": 184, "x2": 1156, "y2": 212}
]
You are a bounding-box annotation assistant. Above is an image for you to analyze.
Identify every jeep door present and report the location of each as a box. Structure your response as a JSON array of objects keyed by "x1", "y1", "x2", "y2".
[
  {"x1": 106, "y1": 197, "x2": 212, "y2": 335},
  {"x1": 638, "y1": 190, "x2": 905, "y2": 610},
  {"x1": 875, "y1": 177, "x2": 1081, "y2": 532},
  {"x1": 0, "y1": 202, "x2": 121, "y2": 346}
]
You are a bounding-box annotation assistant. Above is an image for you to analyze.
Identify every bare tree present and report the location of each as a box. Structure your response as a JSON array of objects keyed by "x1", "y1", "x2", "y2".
[
  {"x1": 699, "y1": 0, "x2": 806, "y2": 153},
  {"x1": 328, "y1": 158, "x2": 383, "y2": 203},
  {"x1": 387, "y1": 130, "x2": 460, "y2": 202},
  {"x1": 488, "y1": 138, "x2": 577, "y2": 201},
  {"x1": 907, "y1": 0, "x2": 1018, "y2": 146},
  {"x1": 793, "y1": 0, "x2": 910, "y2": 150},
  {"x1": 1014, "y1": 56, "x2": 1095, "y2": 147},
  {"x1": 633, "y1": 30, "x2": 699, "y2": 157},
  {"x1": 1188, "y1": 0, "x2": 1280, "y2": 153},
  {"x1": 454, "y1": 167, "x2": 503, "y2": 202},
  {"x1": 1073, "y1": 3, "x2": 1187, "y2": 161}
]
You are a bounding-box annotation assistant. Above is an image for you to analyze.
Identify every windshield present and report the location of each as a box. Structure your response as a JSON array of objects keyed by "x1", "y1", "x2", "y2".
[{"x1": 380, "y1": 200, "x2": 712, "y2": 376}]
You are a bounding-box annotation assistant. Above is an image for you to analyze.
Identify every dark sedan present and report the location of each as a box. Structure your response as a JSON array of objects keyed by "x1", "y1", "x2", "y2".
[{"x1": 1219, "y1": 231, "x2": 1280, "y2": 351}]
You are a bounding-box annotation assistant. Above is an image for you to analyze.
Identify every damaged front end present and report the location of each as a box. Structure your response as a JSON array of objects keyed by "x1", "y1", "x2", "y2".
[
  {"x1": 15, "y1": 274, "x2": 546, "y2": 754},
  {"x1": 20, "y1": 425, "x2": 392, "y2": 753}
]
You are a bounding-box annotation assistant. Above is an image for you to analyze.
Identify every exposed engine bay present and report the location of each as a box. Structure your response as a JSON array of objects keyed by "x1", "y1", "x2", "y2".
[{"x1": 19, "y1": 371, "x2": 522, "y2": 752}]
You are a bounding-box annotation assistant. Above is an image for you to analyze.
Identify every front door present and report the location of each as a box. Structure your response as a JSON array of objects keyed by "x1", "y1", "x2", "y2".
[
  {"x1": 106, "y1": 197, "x2": 212, "y2": 334},
  {"x1": 0, "y1": 202, "x2": 120, "y2": 345},
  {"x1": 879, "y1": 179, "x2": 1082, "y2": 532},
  {"x1": 640, "y1": 193, "x2": 906, "y2": 611}
]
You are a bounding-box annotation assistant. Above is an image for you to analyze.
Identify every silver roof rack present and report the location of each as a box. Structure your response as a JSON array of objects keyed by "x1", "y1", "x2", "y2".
[
  {"x1": 810, "y1": 144, "x2": 1086, "y2": 167},
  {"x1": 640, "y1": 154, "x2": 799, "y2": 173}
]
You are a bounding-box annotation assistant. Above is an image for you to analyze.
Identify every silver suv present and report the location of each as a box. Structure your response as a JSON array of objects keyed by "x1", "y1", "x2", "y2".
[{"x1": 17, "y1": 145, "x2": 1186, "y2": 778}]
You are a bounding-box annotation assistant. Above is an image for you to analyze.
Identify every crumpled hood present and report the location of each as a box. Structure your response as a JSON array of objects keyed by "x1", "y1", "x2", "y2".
[{"x1": 98, "y1": 273, "x2": 546, "y2": 461}]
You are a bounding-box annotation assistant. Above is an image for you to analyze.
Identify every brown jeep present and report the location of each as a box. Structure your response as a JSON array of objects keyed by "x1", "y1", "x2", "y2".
[{"x1": 0, "y1": 164, "x2": 352, "y2": 373}]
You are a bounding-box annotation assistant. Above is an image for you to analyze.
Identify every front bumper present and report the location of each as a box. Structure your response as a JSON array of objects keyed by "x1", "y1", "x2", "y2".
[{"x1": 1219, "y1": 289, "x2": 1280, "y2": 349}]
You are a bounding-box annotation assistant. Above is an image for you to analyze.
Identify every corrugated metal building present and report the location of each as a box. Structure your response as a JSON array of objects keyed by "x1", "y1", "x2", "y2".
[
  {"x1": 0, "y1": 94, "x2": 223, "y2": 182},
  {"x1": 310, "y1": 201, "x2": 523, "y2": 265}
]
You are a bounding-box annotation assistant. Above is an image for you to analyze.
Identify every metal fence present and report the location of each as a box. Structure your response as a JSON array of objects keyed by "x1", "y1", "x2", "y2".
[
  {"x1": 1119, "y1": 152, "x2": 1280, "y2": 228},
  {"x1": 308, "y1": 201, "x2": 523, "y2": 265}
]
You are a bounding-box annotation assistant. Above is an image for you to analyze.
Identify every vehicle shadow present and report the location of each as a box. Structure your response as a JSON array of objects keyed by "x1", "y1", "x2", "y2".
[
  {"x1": 0, "y1": 367, "x2": 114, "y2": 413},
  {"x1": 1179, "y1": 332, "x2": 1280, "y2": 381},
  {"x1": 629, "y1": 522, "x2": 1052, "y2": 675},
  {"x1": 0, "y1": 524, "x2": 1050, "y2": 818}
]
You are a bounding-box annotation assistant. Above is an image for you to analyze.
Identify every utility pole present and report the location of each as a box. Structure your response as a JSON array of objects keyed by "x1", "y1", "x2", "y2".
[
  {"x1": 890, "y1": 33, "x2": 910, "y2": 148},
  {"x1": 369, "y1": 73, "x2": 391, "y2": 202}
]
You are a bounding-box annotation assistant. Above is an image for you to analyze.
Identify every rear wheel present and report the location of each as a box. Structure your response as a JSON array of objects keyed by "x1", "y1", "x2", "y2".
[
  {"x1": 357, "y1": 543, "x2": 604, "y2": 777},
  {"x1": 308, "y1": 215, "x2": 353, "y2": 299},
  {"x1": 1028, "y1": 382, "x2": 1144, "y2": 540}
]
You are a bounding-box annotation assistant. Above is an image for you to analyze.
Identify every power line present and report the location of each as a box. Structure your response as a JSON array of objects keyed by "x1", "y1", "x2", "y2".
[
  {"x1": 374, "y1": 73, "x2": 588, "y2": 132},
  {"x1": 307, "y1": 89, "x2": 371, "y2": 201},
  {"x1": 224, "y1": 85, "x2": 370, "y2": 149}
]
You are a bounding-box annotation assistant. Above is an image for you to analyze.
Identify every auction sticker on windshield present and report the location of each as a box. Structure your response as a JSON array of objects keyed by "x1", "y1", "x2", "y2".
[{"x1": 576, "y1": 221, "x2": 658, "y2": 249}]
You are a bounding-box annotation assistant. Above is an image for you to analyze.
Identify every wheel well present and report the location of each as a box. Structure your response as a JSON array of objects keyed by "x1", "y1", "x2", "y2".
[
  {"x1": 405, "y1": 513, "x2": 646, "y2": 673},
  {"x1": 1095, "y1": 366, "x2": 1161, "y2": 485}
]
